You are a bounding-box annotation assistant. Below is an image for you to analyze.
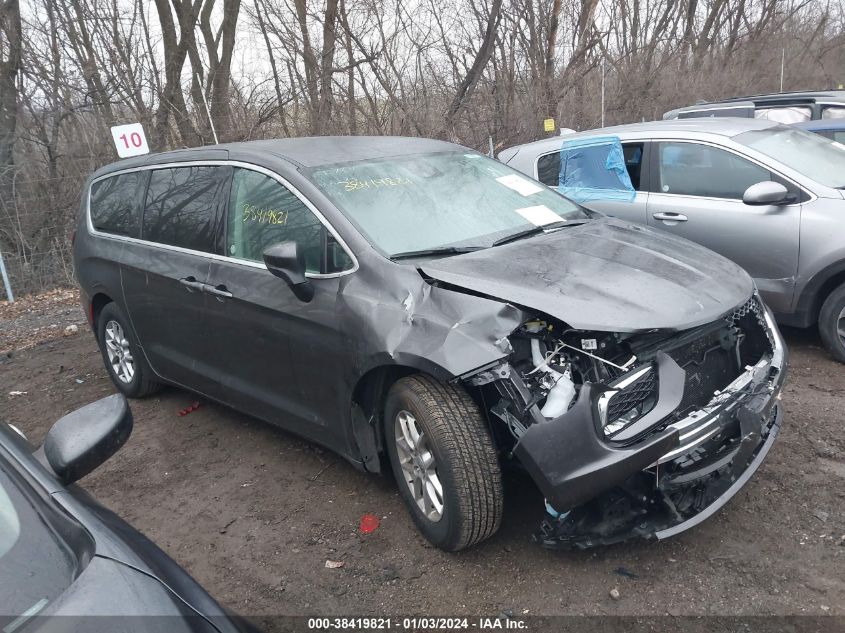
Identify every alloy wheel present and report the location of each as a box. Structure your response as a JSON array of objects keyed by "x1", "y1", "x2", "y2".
[
  {"x1": 839, "y1": 307, "x2": 845, "y2": 347},
  {"x1": 104, "y1": 320, "x2": 135, "y2": 384},
  {"x1": 394, "y1": 410, "x2": 444, "y2": 522}
]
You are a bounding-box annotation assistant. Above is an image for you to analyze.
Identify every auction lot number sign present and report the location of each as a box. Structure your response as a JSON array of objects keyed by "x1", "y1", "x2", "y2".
[{"x1": 110, "y1": 123, "x2": 150, "y2": 158}]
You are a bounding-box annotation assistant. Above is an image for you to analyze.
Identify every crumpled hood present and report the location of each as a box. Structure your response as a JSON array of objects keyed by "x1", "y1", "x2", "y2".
[{"x1": 420, "y1": 218, "x2": 753, "y2": 332}]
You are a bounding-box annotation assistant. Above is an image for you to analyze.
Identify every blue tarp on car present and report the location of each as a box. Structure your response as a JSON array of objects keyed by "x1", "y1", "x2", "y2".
[{"x1": 558, "y1": 136, "x2": 636, "y2": 203}]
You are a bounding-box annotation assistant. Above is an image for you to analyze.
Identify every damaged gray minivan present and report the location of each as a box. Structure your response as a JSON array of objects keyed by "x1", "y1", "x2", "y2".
[{"x1": 74, "y1": 137, "x2": 788, "y2": 551}]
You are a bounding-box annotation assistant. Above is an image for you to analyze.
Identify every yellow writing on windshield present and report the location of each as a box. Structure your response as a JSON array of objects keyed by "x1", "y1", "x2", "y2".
[
  {"x1": 338, "y1": 177, "x2": 412, "y2": 192},
  {"x1": 243, "y1": 203, "x2": 288, "y2": 225}
]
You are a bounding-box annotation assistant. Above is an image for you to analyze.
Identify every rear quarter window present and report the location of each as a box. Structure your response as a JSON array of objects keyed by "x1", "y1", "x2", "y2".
[
  {"x1": 89, "y1": 172, "x2": 148, "y2": 237},
  {"x1": 537, "y1": 152, "x2": 561, "y2": 187}
]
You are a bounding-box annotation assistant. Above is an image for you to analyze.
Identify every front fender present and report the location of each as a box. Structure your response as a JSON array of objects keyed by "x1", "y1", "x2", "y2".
[{"x1": 338, "y1": 268, "x2": 526, "y2": 383}]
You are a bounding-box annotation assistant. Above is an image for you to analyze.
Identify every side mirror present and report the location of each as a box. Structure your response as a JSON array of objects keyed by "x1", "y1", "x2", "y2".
[
  {"x1": 263, "y1": 242, "x2": 314, "y2": 302},
  {"x1": 742, "y1": 181, "x2": 795, "y2": 206},
  {"x1": 43, "y1": 394, "x2": 132, "y2": 485}
]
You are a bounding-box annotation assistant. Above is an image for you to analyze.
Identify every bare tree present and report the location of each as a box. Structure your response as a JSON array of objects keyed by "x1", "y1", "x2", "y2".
[
  {"x1": 154, "y1": 0, "x2": 204, "y2": 148},
  {"x1": 2, "y1": 0, "x2": 844, "y2": 294},
  {"x1": 444, "y1": 0, "x2": 503, "y2": 131},
  {"x1": 197, "y1": 0, "x2": 242, "y2": 140},
  {"x1": 0, "y1": 0, "x2": 21, "y2": 198}
]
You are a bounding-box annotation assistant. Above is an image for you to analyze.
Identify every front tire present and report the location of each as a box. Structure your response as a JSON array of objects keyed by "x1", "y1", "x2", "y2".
[
  {"x1": 384, "y1": 374, "x2": 503, "y2": 551},
  {"x1": 96, "y1": 302, "x2": 161, "y2": 397},
  {"x1": 818, "y1": 283, "x2": 845, "y2": 364}
]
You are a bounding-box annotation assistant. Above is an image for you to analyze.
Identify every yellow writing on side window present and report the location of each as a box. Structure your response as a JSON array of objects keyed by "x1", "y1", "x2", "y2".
[
  {"x1": 242, "y1": 203, "x2": 288, "y2": 225},
  {"x1": 338, "y1": 177, "x2": 412, "y2": 192}
]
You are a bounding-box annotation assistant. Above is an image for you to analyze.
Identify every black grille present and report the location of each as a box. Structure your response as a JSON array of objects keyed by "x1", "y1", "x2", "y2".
[
  {"x1": 607, "y1": 368, "x2": 657, "y2": 423},
  {"x1": 728, "y1": 295, "x2": 773, "y2": 365},
  {"x1": 727, "y1": 296, "x2": 766, "y2": 329},
  {"x1": 598, "y1": 296, "x2": 773, "y2": 436},
  {"x1": 667, "y1": 328, "x2": 738, "y2": 417},
  {"x1": 676, "y1": 348, "x2": 736, "y2": 416}
]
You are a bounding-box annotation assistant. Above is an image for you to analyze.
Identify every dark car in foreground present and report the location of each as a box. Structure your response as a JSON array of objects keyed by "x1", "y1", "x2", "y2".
[
  {"x1": 73, "y1": 137, "x2": 787, "y2": 550},
  {"x1": 0, "y1": 395, "x2": 253, "y2": 632}
]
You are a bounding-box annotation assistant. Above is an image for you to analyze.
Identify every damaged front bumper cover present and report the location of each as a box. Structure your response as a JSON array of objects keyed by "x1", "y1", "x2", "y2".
[{"x1": 513, "y1": 309, "x2": 788, "y2": 549}]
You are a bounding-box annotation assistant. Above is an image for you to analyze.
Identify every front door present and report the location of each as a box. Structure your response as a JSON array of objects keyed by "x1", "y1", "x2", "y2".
[
  {"x1": 646, "y1": 141, "x2": 801, "y2": 314},
  {"x1": 200, "y1": 167, "x2": 355, "y2": 452}
]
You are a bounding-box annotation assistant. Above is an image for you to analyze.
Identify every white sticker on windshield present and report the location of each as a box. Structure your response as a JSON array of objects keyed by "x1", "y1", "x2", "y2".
[
  {"x1": 515, "y1": 205, "x2": 563, "y2": 226},
  {"x1": 496, "y1": 174, "x2": 543, "y2": 196}
]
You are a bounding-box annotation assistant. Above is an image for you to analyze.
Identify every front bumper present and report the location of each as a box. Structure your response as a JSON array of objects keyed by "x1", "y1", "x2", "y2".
[{"x1": 513, "y1": 307, "x2": 788, "y2": 548}]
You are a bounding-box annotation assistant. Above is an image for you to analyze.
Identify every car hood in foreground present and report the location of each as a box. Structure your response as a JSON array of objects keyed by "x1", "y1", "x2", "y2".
[{"x1": 420, "y1": 218, "x2": 753, "y2": 332}]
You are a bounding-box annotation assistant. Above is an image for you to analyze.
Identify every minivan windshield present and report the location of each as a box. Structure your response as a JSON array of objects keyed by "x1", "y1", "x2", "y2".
[
  {"x1": 310, "y1": 152, "x2": 589, "y2": 257},
  {"x1": 734, "y1": 126, "x2": 845, "y2": 189}
]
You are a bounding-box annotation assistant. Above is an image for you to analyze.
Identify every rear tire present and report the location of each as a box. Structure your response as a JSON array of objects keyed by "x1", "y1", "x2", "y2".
[
  {"x1": 96, "y1": 302, "x2": 162, "y2": 397},
  {"x1": 819, "y1": 283, "x2": 845, "y2": 364},
  {"x1": 384, "y1": 374, "x2": 503, "y2": 551}
]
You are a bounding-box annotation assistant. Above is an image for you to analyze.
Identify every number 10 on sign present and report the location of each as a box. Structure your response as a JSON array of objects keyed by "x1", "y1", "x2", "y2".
[{"x1": 110, "y1": 123, "x2": 150, "y2": 158}]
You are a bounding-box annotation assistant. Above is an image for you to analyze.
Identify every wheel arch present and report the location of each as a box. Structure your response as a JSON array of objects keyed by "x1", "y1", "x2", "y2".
[
  {"x1": 349, "y1": 353, "x2": 470, "y2": 473},
  {"x1": 349, "y1": 364, "x2": 419, "y2": 473},
  {"x1": 90, "y1": 291, "x2": 114, "y2": 331},
  {"x1": 794, "y1": 261, "x2": 845, "y2": 327}
]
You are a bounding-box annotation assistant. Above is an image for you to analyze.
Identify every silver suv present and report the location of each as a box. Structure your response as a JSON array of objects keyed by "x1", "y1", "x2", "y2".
[{"x1": 500, "y1": 118, "x2": 845, "y2": 362}]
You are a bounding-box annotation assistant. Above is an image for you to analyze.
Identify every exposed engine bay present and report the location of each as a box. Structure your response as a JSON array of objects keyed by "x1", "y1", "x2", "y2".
[
  {"x1": 494, "y1": 294, "x2": 773, "y2": 439},
  {"x1": 466, "y1": 294, "x2": 787, "y2": 548}
]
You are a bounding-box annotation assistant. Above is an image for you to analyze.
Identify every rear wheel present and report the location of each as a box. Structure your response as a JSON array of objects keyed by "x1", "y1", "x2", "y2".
[
  {"x1": 384, "y1": 374, "x2": 503, "y2": 551},
  {"x1": 819, "y1": 283, "x2": 845, "y2": 364},
  {"x1": 97, "y1": 302, "x2": 161, "y2": 397}
]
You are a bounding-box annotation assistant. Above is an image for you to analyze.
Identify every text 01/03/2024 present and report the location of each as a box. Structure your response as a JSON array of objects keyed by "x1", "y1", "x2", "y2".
[{"x1": 306, "y1": 617, "x2": 528, "y2": 630}]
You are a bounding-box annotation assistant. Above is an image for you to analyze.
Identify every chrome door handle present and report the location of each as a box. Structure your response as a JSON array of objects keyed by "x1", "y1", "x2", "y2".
[
  {"x1": 178, "y1": 276, "x2": 205, "y2": 292},
  {"x1": 652, "y1": 212, "x2": 688, "y2": 222},
  {"x1": 205, "y1": 284, "x2": 233, "y2": 299}
]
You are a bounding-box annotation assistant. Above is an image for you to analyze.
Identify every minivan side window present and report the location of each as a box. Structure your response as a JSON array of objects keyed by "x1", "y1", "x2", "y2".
[
  {"x1": 537, "y1": 143, "x2": 645, "y2": 189},
  {"x1": 227, "y1": 168, "x2": 350, "y2": 274},
  {"x1": 657, "y1": 142, "x2": 769, "y2": 199},
  {"x1": 142, "y1": 166, "x2": 230, "y2": 253},
  {"x1": 89, "y1": 172, "x2": 147, "y2": 237}
]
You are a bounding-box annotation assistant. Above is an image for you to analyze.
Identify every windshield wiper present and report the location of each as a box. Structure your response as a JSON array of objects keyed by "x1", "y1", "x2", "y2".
[
  {"x1": 390, "y1": 245, "x2": 485, "y2": 260},
  {"x1": 491, "y1": 220, "x2": 585, "y2": 247}
]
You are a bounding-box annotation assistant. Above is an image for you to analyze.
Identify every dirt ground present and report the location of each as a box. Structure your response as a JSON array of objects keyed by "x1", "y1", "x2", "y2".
[{"x1": 1, "y1": 291, "x2": 843, "y2": 623}]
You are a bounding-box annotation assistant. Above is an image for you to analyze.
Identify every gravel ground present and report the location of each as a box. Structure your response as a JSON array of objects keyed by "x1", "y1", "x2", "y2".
[
  {"x1": 1, "y1": 291, "x2": 843, "y2": 627},
  {"x1": 0, "y1": 288, "x2": 85, "y2": 354}
]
